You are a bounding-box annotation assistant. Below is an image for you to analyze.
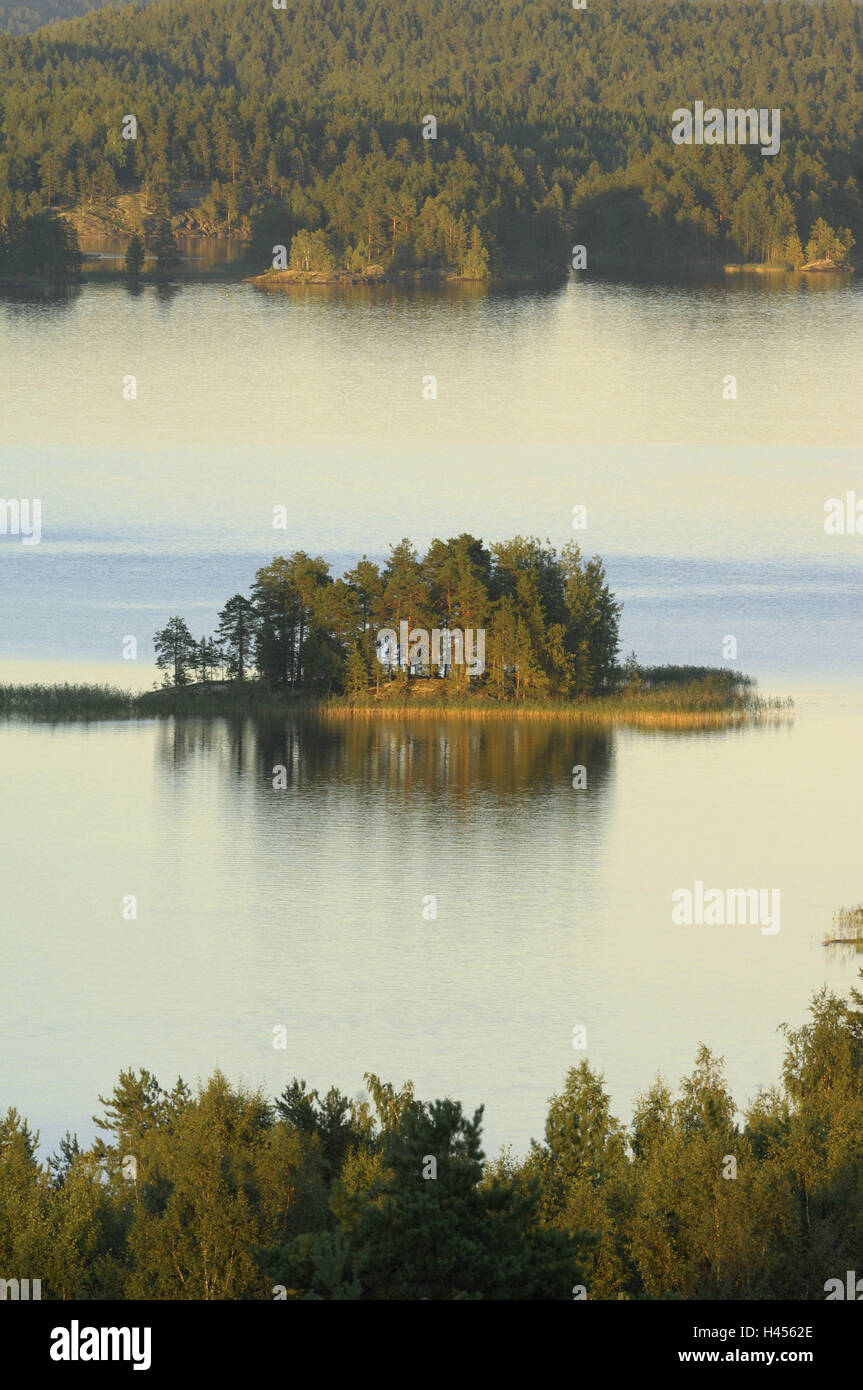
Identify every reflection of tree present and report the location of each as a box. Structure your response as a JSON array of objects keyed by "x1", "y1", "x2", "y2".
[
  {"x1": 154, "y1": 714, "x2": 614, "y2": 808},
  {"x1": 2, "y1": 284, "x2": 81, "y2": 314},
  {"x1": 154, "y1": 280, "x2": 181, "y2": 307},
  {"x1": 154, "y1": 716, "x2": 221, "y2": 771}
]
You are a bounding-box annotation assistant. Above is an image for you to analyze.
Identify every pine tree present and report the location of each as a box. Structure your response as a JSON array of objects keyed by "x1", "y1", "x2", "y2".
[
  {"x1": 216, "y1": 594, "x2": 256, "y2": 680},
  {"x1": 783, "y1": 232, "x2": 804, "y2": 269},
  {"x1": 460, "y1": 224, "x2": 490, "y2": 280},
  {"x1": 124, "y1": 232, "x2": 145, "y2": 280},
  {"x1": 153, "y1": 616, "x2": 196, "y2": 686},
  {"x1": 192, "y1": 636, "x2": 219, "y2": 684},
  {"x1": 350, "y1": 1095, "x2": 582, "y2": 1299},
  {"x1": 344, "y1": 642, "x2": 369, "y2": 701},
  {"x1": 152, "y1": 212, "x2": 181, "y2": 277}
]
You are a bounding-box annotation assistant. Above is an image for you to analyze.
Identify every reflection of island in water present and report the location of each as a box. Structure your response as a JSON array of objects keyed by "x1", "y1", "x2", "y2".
[
  {"x1": 153, "y1": 714, "x2": 615, "y2": 808},
  {"x1": 77, "y1": 233, "x2": 249, "y2": 276}
]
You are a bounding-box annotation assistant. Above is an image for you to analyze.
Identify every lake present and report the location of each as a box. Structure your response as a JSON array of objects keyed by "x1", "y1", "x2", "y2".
[{"x1": 1, "y1": 270, "x2": 861, "y2": 1157}]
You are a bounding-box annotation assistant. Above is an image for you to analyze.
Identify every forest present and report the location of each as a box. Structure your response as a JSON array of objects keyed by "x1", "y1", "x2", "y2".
[
  {"x1": 151, "y1": 535, "x2": 623, "y2": 702},
  {"x1": 0, "y1": 0, "x2": 860, "y2": 274},
  {"x1": 0, "y1": 0, "x2": 130, "y2": 38},
  {"x1": 2, "y1": 977, "x2": 862, "y2": 1299}
]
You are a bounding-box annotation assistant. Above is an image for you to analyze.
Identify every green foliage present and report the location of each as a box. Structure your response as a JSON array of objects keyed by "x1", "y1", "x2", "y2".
[
  {"x1": 145, "y1": 535, "x2": 620, "y2": 700},
  {"x1": 275, "y1": 1080, "x2": 372, "y2": 1183},
  {"x1": 784, "y1": 232, "x2": 805, "y2": 269},
  {"x1": 124, "y1": 231, "x2": 144, "y2": 279},
  {"x1": 289, "y1": 228, "x2": 335, "y2": 274},
  {"x1": 350, "y1": 1097, "x2": 581, "y2": 1299},
  {"x1": 153, "y1": 615, "x2": 196, "y2": 687},
  {"x1": 5, "y1": 978, "x2": 863, "y2": 1298},
  {"x1": 344, "y1": 642, "x2": 370, "y2": 701},
  {"x1": 804, "y1": 216, "x2": 855, "y2": 265},
  {"x1": 0, "y1": 682, "x2": 135, "y2": 717},
  {"x1": 0, "y1": 209, "x2": 81, "y2": 280},
  {"x1": 152, "y1": 212, "x2": 181, "y2": 276},
  {"x1": 0, "y1": 0, "x2": 131, "y2": 37},
  {"x1": 0, "y1": 0, "x2": 858, "y2": 269},
  {"x1": 191, "y1": 636, "x2": 220, "y2": 683},
  {"x1": 216, "y1": 594, "x2": 255, "y2": 680}
]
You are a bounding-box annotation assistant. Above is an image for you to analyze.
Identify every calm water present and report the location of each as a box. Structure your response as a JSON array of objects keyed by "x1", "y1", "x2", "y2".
[
  {"x1": 1, "y1": 272, "x2": 861, "y2": 1156},
  {"x1": 2, "y1": 703, "x2": 861, "y2": 1159},
  {"x1": 76, "y1": 233, "x2": 249, "y2": 274}
]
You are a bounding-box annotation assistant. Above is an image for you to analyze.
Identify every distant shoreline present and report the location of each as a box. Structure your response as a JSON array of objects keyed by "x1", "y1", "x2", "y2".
[
  {"x1": 724, "y1": 258, "x2": 854, "y2": 275},
  {"x1": 3, "y1": 227, "x2": 857, "y2": 291}
]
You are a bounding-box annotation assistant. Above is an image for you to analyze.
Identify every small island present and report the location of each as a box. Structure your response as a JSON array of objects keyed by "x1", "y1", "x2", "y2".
[
  {"x1": 0, "y1": 533, "x2": 790, "y2": 730},
  {"x1": 244, "y1": 263, "x2": 491, "y2": 288},
  {"x1": 243, "y1": 226, "x2": 493, "y2": 287}
]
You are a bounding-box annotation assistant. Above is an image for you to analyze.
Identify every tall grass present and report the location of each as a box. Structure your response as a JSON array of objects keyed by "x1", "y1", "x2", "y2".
[
  {"x1": 0, "y1": 683, "x2": 315, "y2": 720},
  {"x1": 0, "y1": 677, "x2": 793, "y2": 731},
  {"x1": 824, "y1": 906, "x2": 863, "y2": 948},
  {"x1": 323, "y1": 675, "x2": 790, "y2": 731},
  {"x1": 0, "y1": 683, "x2": 136, "y2": 719},
  {"x1": 321, "y1": 699, "x2": 790, "y2": 731}
]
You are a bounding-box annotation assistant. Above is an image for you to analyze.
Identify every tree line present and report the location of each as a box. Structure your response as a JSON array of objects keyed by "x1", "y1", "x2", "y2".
[
  {"x1": 152, "y1": 535, "x2": 622, "y2": 701},
  {"x1": 0, "y1": 0, "x2": 859, "y2": 275},
  {"x1": 2, "y1": 977, "x2": 862, "y2": 1299}
]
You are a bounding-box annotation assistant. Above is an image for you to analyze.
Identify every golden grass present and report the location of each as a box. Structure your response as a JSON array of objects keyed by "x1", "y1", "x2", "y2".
[
  {"x1": 321, "y1": 696, "x2": 792, "y2": 732},
  {"x1": 1, "y1": 679, "x2": 793, "y2": 733}
]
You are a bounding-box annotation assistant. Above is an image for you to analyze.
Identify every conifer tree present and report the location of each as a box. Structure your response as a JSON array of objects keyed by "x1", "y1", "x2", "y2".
[
  {"x1": 216, "y1": 594, "x2": 256, "y2": 681},
  {"x1": 152, "y1": 210, "x2": 181, "y2": 276},
  {"x1": 153, "y1": 616, "x2": 196, "y2": 687},
  {"x1": 124, "y1": 231, "x2": 145, "y2": 280}
]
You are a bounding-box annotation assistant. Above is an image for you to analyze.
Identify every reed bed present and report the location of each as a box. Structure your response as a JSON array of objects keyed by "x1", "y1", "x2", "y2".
[
  {"x1": 322, "y1": 689, "x2": 792, "y2": 731},
  {"x1": 320, "y1": 704, "x2": 789, "y2": 731},
  {"x1": 824, "y1": 906, "x2": 863, "y2": 947},
  {"x1": 0, "y1": 681, "x2": 793, "y2": 731},
  {"x1": 0, "y1": 683, "x2": 311, "y2": 720},
  {"x1": 0, "y1": 682, "x2": 136, "y2": 719}
]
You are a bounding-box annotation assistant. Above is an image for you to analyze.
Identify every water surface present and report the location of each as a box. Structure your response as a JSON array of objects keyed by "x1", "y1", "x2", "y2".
[{"x1": 1, "y1": 271, "x2": 860, "y2": 1155}]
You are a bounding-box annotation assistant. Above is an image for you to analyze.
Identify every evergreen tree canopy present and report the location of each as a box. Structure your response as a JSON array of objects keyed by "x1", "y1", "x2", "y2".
[{"x1": 0, "y1": 0, "x2": 858, "y2": 271}]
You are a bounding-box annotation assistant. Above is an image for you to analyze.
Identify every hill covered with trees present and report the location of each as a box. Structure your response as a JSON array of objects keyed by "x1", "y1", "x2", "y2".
[
  {"x1": 2, "y1": 978, "x2": 862, "y2": 1299},
  {"x1": 0, "y1": 0, "x2": 138, "y2": 38},
  {"x1": 0, "y1": 0, "x2": 859, "y2": 275}
]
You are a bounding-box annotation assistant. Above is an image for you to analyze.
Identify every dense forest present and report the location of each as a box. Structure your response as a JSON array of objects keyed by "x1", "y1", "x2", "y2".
[
  {"x1": 0, "y1": 0, "x2": 135, "y2": 39},
  {"x1": 151, "y1": 535, "x2": 622, "y2": 701},
  {"x1": 2, "y1": 978, "x2": 862, "y2": 1299},
  {"x1": 0, "y1": 205, "x2": 81, "y2": 277},
  {"x1": 0, "y1": 0, "x2": 860, "y2": 274}
]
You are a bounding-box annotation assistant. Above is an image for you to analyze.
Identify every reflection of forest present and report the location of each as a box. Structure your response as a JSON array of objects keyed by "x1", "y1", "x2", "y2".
[{"x1": 153, "y1": 715, "x2": 614, "y2": 804}]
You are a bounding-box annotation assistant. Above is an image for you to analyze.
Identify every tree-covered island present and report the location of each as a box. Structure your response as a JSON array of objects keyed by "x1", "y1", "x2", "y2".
[{"x1": 0, "y1": 536, "x2": 789, "y2": 726}]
